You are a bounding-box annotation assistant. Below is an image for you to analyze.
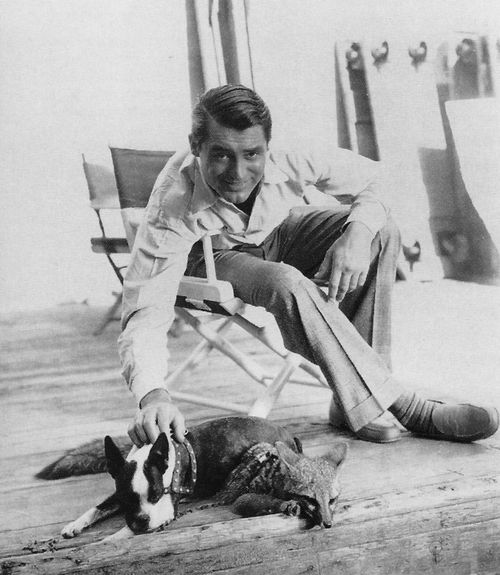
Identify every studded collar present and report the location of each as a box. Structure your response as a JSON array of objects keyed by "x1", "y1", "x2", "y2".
[{"x1": 164, "y1": 438, "x2": 197, "y2": 496}]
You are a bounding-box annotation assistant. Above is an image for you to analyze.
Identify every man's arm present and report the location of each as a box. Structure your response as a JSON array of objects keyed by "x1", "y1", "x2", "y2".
[
  {"x1": 119, "y1": 216, "x2": 199, "y2": 446},
  {"x1": 307, "y1": 147, "x2": 390, "y2": 301}
]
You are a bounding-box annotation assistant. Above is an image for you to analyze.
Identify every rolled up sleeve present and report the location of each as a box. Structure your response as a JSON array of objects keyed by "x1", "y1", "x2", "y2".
[{"x1": 309, "y1": 147, "x2": 390, "y2": 236}]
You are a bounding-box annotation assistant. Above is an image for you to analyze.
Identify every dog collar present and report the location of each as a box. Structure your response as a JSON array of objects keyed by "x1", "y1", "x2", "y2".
[{"x1": 165, "y1": 438, "x2": 197, "y2": 496}]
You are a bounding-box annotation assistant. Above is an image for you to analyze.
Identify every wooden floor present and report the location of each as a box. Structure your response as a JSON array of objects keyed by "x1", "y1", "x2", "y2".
[{"x1": 1, "y1": 280, "x2": 500, "y2": 574}]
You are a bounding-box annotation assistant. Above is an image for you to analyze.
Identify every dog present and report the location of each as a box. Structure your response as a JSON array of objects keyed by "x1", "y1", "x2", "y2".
[{"x1": 58, "y1": 416, "x2": 347, "y2": 540}]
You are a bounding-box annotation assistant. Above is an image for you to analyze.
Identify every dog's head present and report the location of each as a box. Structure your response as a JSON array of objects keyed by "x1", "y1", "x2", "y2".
[{"x1": 104, "y1": 433, "x2": 176, "y2": 533}]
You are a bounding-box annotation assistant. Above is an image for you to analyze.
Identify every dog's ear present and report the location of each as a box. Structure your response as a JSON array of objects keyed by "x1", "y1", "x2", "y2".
[
  {"x1": 104, "y1": 436, "x2": 126, "y2": 479},
  {"x1": 146, "y1": 432, "x2": 170, "y2": 475}
]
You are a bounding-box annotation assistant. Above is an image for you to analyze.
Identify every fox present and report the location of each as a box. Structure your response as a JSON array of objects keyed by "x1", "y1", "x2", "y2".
[{"x1": 38, "y1": 416, "x2": 347, "y2": 539}]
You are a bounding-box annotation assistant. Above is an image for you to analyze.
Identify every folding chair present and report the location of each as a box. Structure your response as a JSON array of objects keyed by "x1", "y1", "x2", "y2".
[
  {"x1": 111, "y1": 147, "x2": 329, "y2": 418},
  {"x1": 82, "y1": 154, "x2": 130, "y2": 335}
]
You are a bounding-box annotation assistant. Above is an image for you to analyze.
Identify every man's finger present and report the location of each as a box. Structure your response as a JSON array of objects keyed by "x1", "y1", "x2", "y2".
[
  {"x1": 335, "y1": 274, "x2": 351, "y2": 302},
  {"x1": 358, "y1": 271, "x2": 368, "y2": 289},
  {"x1": 143, "y1": 412, "x2": 160, "y2": 444},
  {"x1": 171, "y1": 411, "x2": 186, "y2": 443},
  {"x1": 348, "y1": 272, "x2": 361, "y2": 293},
  {"x1": 156, "y1": 407, "x2": 172, "y2": 435},
  {"x1": 134, "y1": 417, "x2": 149, "y2": 445},
  {"x1": 328, "y1": 268, "x2": 343, "y2": 301},
  {"x1": 128, "y1": 423, "x2": 142, "y2": 448}
]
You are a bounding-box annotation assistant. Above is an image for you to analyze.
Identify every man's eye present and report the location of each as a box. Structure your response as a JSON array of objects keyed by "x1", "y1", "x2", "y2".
[
  {"x1": 245, "y1": 152, "x2": 258, "y2": 159},
  {"x1": 213, "y1": 153, "x2": 229, "y2": 161}
]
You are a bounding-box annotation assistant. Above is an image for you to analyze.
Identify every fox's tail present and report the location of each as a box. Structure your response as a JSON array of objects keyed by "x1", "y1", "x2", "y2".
[{"x1": 36, "y1": 436, "x2": 132, "y2": 480}]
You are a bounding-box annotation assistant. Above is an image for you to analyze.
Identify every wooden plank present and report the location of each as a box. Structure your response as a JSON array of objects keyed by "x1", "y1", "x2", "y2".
[
  {"x1": 1, "y1": 287, "x2": 500, "y2": 572},
  {"x1": 2, "y1": 473, "x2": 499, "y2": 574}
]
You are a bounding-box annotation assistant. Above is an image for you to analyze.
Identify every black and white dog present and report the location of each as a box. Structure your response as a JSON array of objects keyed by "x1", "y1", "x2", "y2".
[{"x1": 60, "y1": 416, "x2": 305, "y2": 540}]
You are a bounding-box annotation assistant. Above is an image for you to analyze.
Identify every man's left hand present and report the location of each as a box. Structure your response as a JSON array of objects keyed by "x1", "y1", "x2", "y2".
[{"x1": 314, "y1": 222, "x2": 373, "y2": 302}]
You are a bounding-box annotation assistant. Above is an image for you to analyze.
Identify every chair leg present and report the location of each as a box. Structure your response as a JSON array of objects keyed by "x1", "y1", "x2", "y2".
[
  {"x1": 93, "y1": 292, "x2": 122, "y2": 335},
  {"x1": 174, "y1": 308, "x2": 271, "y2": 384},
  {"x1": 168, "y1": 308, "x2": 328, "y2": 417},
  {"x1": 167, "y1": 317, "x2": 234, "y2": 389},
  {"x1": 248, "y1": 352, "x2": 303, "y2": 418}
]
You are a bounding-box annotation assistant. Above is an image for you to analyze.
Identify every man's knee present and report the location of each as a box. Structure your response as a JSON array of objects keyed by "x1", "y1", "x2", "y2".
[{"x1": 256, "y1": 263, "x2": 308, "y2": 308}]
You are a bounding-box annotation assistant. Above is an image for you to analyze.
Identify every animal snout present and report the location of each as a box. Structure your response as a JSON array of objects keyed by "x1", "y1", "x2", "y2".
[
  {"x1": 128, "y1": 514, "x2": 150, "y2": 533},
  {"x1": 323, "y1": 520, "x2": 332, "y2": 529}
]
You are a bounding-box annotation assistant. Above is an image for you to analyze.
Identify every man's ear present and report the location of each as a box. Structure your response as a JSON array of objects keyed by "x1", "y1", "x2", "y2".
[
  {"x1": 146, "y1": 432, "x2": 170, "y2": 475},
  {"x1": 324, "y1": 442, "x2": 348, "y2": 473},
  {"x1": 189, "y1": 134, "x2": 200, "y2": 157},
  {"x1": 104, "y1": 436, "x2": 126, "y2": 479}
]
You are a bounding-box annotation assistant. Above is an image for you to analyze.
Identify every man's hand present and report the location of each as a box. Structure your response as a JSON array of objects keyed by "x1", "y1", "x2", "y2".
[
  {"x1": 314, "y1": 222, "x2": 373, "y2": 302},
  {"x1": 128, "y1": 388, "x2": 186, "y2": 447}
]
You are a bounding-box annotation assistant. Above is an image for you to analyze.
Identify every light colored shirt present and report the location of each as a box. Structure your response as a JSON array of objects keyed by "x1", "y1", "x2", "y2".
[{"x1": 119, "y1": 147, "x2": 389, "y2": 404}]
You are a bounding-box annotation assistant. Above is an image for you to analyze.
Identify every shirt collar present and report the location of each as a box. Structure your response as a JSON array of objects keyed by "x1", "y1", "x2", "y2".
[{"x1": 187, "y1": 151, "x2": 289, "y2": 214}]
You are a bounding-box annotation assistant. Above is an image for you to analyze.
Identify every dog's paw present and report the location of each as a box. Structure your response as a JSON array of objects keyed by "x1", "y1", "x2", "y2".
[
  {"x1": 61, "y1": 520, "x2": 83, "y2": 539},
  {"x1": 101, "y1": 526, "x2": 134, "y2": 543},
  {"x1": 279, "y1": 499, "x2": 301, "y2": 517}
]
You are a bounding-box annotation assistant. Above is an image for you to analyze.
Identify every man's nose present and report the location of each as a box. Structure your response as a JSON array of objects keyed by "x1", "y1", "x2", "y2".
[{"x1": 228, "y1": 158, "x2": 246, "y2": 180}]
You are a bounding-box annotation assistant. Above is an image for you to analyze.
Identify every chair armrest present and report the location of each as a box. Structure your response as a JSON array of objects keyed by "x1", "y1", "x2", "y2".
[{"x1": 178, "y1": 277, "x2": 234, "y2": 303}]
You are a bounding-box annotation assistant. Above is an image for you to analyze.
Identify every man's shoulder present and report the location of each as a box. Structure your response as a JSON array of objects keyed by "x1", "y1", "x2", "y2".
[
  {"x1": 154, "y1": 149, "x2": 195, "y2": 189},
  {"x1": 150, "y1": 150, "x2": 196, "y2": 220}
]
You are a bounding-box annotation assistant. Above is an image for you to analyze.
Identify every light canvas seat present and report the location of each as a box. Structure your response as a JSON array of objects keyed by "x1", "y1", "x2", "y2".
[{"x1": 111, "y1": 146, "x2": 328, "y2": 417}]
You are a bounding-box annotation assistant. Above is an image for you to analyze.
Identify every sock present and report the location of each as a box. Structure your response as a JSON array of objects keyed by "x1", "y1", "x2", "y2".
[{"x1": 388, "y1": 392, "x2": 439, "y2": 435}]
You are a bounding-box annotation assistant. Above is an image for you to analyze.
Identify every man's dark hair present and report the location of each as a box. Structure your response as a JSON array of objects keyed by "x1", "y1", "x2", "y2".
[{"x1": 191, "y1": 84, "x2": 272, "y2": 146}]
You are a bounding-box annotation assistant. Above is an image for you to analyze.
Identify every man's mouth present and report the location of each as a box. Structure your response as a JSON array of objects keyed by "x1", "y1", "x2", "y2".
[{"x1": 223, "y1": 180, "x2": 248, "y2": 189}]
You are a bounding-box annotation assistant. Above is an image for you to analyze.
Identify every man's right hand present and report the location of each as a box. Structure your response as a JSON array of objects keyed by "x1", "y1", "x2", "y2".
[{"x1": 128, "y1": 388, "x2": 186, "y2": 447}]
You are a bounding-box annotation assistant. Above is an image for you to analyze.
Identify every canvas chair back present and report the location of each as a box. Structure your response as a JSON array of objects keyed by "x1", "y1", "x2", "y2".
[{"x1": 110, "y1": 147, "x2": 175, "y2": 248}]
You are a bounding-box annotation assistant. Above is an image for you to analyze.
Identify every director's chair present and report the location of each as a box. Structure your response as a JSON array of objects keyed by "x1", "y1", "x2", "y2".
[
  {"x1": 82, "y1": 154, "x2": 129, "y2": 334},
  {"x1": 111, "y1": 146, "x2": 329, "y2": 417}
]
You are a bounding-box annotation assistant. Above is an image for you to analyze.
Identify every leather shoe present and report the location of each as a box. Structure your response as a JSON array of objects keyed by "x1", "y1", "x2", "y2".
[
  {"x1": 416, "y1": 400, "x2": 499, "y2": 442},
  {"x1": 328, "y1": 398, "x2": 401, "y2": 443}
]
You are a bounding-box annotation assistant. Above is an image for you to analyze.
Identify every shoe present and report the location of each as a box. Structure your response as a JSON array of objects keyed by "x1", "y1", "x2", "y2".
[
  {"x1": 328, "y1": 398, "x2": 401, "y2": 443},
  {"x1": 415, "y1": 400, "x2": 499, "y2": 442}
]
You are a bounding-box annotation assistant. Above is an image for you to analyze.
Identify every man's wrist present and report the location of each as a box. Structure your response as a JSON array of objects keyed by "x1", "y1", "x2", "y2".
[{"x1": 139, "y1": 388, "x2": 172, "y2": 409}]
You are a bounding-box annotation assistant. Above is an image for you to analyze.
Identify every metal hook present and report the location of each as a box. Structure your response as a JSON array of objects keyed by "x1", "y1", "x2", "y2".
[
  {"x1": 371, "y1": 41, "x2": 389, "y2": 67},
  {"x1": 345, "y1": 42, "x2": 363, "y2": 70},
  {"x1": 409, "y1": 41, "x2": 427, "y2": 67},
  {"x1": 455, "y1": 38, "x2": 477, "y2": 64}
]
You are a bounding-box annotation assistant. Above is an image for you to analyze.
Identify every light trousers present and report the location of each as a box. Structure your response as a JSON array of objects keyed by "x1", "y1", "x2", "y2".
[{"x1": 187, "y1": 207, "x2": 403, "y2": 431}]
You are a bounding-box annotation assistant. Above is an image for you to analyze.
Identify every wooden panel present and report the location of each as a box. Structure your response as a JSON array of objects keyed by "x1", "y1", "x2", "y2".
[
  {"x1": 360, "y1": 35, "x2": 448, "y2": 279},
  {"x1": 446, "y1": 98, "x2": 500, "y2": 255}
]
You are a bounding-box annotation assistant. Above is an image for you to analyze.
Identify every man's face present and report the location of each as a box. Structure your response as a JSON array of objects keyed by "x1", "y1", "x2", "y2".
[{"x1": 192, "y1": 117, "x2": 268, "y2": 204}]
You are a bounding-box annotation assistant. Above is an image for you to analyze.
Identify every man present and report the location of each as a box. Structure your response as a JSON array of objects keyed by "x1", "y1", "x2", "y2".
[{"x1": 119, "y1": 84, "x2": 498, "y2": 447}]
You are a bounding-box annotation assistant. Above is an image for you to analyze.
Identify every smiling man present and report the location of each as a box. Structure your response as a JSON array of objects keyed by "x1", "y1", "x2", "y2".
[{"x1": 119, "y1": 84, "x2": 498, "y2": 449}]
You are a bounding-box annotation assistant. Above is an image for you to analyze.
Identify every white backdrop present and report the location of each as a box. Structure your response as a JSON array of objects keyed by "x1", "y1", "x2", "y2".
[{"x1": 1, "y1": 0, "x2": 500, "y2": 311}]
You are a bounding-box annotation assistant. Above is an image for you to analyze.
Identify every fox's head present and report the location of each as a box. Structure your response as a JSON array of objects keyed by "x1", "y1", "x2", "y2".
[{"x1": 275, "y1": 441, "x2": 348, "y2": 528}]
